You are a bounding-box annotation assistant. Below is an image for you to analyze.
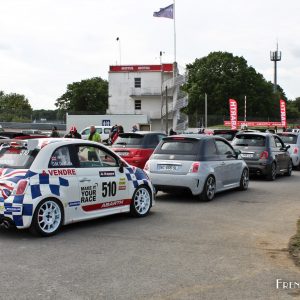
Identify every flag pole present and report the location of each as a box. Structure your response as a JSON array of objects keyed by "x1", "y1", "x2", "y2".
[{"x1": 173, "y1": 0, "x2": 176, "y2": 63}]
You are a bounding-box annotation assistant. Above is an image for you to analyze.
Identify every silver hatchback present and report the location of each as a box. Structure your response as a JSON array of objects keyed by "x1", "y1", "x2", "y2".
[
  {"x1": 144, "y1": 135, "x2": 249, "y2": 201},
  {"x1": 278, "y1": 133, "x2": 300, "y2": 169}
]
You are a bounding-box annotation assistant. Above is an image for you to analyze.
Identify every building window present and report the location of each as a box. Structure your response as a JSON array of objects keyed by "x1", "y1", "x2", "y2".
[
  {"x1": 135, "y1": 100, "x2": 141, "y2": 110},
  {"x1": 134, "y1": 77, "x2": 141, "y2": 88}
]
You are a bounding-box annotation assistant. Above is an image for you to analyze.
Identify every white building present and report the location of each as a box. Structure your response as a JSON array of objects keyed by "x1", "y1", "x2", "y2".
[{"x1": 107, "y1": 64, "x2": 188, "y2": 132}]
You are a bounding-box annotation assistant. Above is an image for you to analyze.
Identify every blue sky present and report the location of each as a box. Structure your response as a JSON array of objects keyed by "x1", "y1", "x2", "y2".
[{"x1": 1, "y1": 0, "x2": 299, "y2": 109}]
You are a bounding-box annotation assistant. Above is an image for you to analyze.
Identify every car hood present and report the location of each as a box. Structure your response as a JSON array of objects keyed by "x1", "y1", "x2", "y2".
[{"x1": 0, "y1": 168, "x2": 28, "y2": 200}]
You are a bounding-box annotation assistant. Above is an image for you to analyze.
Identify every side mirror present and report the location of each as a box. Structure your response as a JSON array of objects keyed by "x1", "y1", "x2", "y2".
[
  {"x1": 234, "y1": 149, "x2": 241, "y2": 158},
  {"x1": 285, "y1": 144, "x2": 291, "y2": 151},
  {"x1": 119, "y1": 160, "x2": 125, "y2": 173}
]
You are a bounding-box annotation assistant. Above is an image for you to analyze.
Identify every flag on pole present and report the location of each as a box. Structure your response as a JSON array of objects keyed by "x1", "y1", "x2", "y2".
[{"x1": 153, "y1": 4, "x2": 174, "y2": 19}]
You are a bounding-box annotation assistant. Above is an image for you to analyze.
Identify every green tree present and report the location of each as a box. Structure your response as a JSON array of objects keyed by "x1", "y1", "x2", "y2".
[
  {"x1": 55, "y1": 77, "x2": 108, "y2": 114},
  {"x1": 0, "y1": 92, "x2": 32, "y2": 122},
  {"x1": 184, "y1": 52, "x2": 286, "y2": 126}
]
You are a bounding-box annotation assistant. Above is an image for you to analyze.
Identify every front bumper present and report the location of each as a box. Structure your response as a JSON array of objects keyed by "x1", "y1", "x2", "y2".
[{"x1": 0, "y1": 200, "x2": 33, "y2": 229}]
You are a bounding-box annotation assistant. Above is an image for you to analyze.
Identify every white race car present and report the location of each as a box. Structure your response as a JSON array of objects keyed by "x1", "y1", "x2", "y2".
[{"x1": 0, "y1": 138, "x2": 154, "y2": 236}]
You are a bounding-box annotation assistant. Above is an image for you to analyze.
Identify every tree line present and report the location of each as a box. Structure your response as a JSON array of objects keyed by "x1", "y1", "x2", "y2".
[{"x1": 1, "y1": 52, "x2": 300, "y2": 125}]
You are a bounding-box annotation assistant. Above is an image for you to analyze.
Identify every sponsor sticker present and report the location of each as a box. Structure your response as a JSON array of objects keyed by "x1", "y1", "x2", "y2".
[
  {"x1": 0, "y1": 204, "x2": 4, "y2": 214},
  {"x1": 81, "y1": 185, "x2": 97, "y2": 203},
  {"x1": 44, "y1": 169, "x2": 76, "y2": 176},
  {"x1": 99, "y1": 171, "x2": 115, "y2": 177},
  {"x1": 68, "y1": 201, "x2": 81, "y2": 207},
  {"x1": 118, "y1": 178, "x2": 127, "y2": 190},
  {"x1": 5, "y1": 207, "x2": 22, "y2": 213}
]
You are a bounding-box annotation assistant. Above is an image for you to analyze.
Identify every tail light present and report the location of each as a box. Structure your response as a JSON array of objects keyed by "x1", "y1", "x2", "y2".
[
  {"x1": 260, "y1": 151, "x2": 269, "y2": 159},
  {"x1": 144, "y1": 161, "x2": 149, "y2": 171},
  {"x1": 294, "y1": 147, "x2": 298, "y2": 154},
  {"x1": 189, "y1": 162, "x2": 200, "y2": 173},
  {"x1": 132, "y1": 149, "x2": 142, "y2": 157},
  {"x1": 15, "y1": 180, "x2": 29, "y2": 195}
]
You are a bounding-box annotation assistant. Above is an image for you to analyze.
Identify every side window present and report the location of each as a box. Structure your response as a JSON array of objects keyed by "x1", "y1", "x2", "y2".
[
  {"x1": 96, "y1": 128, "x2": 102, "y2": 134},
  {"x1": 76, "y1": 145, "x2": 118, "y2": 168},
  {"x1": 204, "y1": 139, "x2": 218, "y2": 159},
  {"x1": 49, "y1": 146, "x2": 73, "y2": 168},
  {"x1": 104, "y1": 128, "x2": 111, "y2": 134},
  {"x1": 82, "y1": 129, "x2": 90, "y2": 136},
  {"x1": 269, "y1": 136, "x2": 276, "y2": 148},
  {"x1": 274, "y1": 136, "x2": 283, "y2": 149},
  {"x1": 215, "y1": 140, "x2": 235, "y2": 156}
]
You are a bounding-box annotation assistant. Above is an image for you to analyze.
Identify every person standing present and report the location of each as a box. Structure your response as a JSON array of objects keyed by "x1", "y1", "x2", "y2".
[
  {"x1": 64, "y1": 126, "x2": 82, "y2": 139},
  {"x1": 50, "y1": 126, "x2": 60, "y2": 137},
  {"x1": 132, "y1": 124, "x2": 138, "y2": 132},
  {"x1": 111, "y1": 125, "x2": 124, "y2": 144},
  {"x1": 88, "y1": 125, "x2": 101, "y2": 143}
]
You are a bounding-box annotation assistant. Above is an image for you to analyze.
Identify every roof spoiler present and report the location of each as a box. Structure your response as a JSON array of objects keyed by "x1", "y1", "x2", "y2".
[{"x1": 0, "y1": 139, "x2": 39, "y2": 151}]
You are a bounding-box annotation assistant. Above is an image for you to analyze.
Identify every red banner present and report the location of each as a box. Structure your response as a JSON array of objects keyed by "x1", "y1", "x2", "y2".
[
  {"x1": 229, "y1": 99, "x2": 238, "y2": 130},
  {"x1": 280, "y1": 99, "x2": 287, "y2": 128},
  {"x1": 224, "y1": 121, "x2": 283, "y2": 127},
  {"x1": 109, "y1": 64, "x2": 173, "y2": 72}
]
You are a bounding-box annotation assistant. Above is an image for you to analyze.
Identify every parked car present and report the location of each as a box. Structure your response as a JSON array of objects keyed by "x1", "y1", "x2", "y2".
[
  {"x1": 144, "y1": 135, "x2": 249, "y2": 201},
  {"x1": 21, "y1": 129, "x2": 45, "y2": 135},
  {"x1": 232, "y1": 132, "x2": 292, "y2": 180},
  {"x1": 278, "y1": 132, "x2": 300, "y2": 169},
  {"x1": 0, "y1": 138, "x2": 154, "y2": 236},
  {"x1": 80, "y1": 126, "x2": 112, "y2": 141},
  {"x1": 112, "y1": 132, "x2": 167, "y2": 169}
]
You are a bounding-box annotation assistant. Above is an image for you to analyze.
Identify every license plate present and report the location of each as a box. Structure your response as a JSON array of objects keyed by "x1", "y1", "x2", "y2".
[
  {"x1": 157, "y1": 164, "x2": 180, "y2": 171},
  {"x1": 241, "y1": 153, "x2": 253, "y2": 158},
  {"x1": 116, "y1": 152, "x2": 129, "y2": 157}
]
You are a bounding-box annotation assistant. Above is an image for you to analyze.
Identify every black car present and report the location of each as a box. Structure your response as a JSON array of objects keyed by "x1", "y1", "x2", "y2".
[
  {"x1": 213, "y1": 129, "x2": 239, "y2": 141},
  {"x1": 232, "y1": 132, "x2": 292, "y2": 180}
]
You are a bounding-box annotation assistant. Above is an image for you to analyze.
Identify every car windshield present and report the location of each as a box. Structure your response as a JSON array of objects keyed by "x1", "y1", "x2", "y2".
[
  {"x1": 278, "y1": 134, "x2": 298, "y2": 144},
  {"x1": 232, "y1": 135, "x2": 266, "y2": 147},
  {"x1": 114, "y1": 134, "x2": 144, "y2": 147},
  {"x1": 0, "y1": 146, "x2": 39, "y2": 169},
  {"x1": 155, "y1": 140, "x2": 199, "y2": 154}
]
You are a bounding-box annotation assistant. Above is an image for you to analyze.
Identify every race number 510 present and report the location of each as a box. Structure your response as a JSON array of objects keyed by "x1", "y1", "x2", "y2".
[{"x1": 102, "y1": 182, "x2": 117, "y2": 197}]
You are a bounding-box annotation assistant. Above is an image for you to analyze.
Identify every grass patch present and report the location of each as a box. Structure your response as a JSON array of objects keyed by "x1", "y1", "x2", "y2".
[{"x1": 289, "y1": 219, "x2": 300, "y2": 266}]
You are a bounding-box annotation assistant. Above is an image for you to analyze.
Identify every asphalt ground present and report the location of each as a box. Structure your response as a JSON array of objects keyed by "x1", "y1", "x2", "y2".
[{"x1": 1, "y1": 172, "x2": 300, "y2": 300}]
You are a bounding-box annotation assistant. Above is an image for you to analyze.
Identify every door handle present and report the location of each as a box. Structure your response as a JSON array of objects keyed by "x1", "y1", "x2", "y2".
[{"x1": 79, "y1": 178, "x2": 91, "y2": 182}]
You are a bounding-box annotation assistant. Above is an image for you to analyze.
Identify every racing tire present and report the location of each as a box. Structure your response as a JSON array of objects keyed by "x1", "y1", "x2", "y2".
[
  {"x1": 285, "y1": 160, "x2": 293, "y2": 176},
  {"x1": 199, "y1": 175, "x2": 216, "y2": 202},
  {"x1": 266, "y1": 162, "x2": 277, "y2": 181},
  {"x1": 130, "y1": 185, "x2": 152, "y2": 217},
  {"x1": 30, "y1": 199, "x2": 63, "y2": 237},
  {"x1": 239, "y1": 168, "x2": 249, "y2": 191}
]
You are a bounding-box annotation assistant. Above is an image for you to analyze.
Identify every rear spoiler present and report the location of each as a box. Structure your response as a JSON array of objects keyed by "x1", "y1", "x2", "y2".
[{"x1": 0, "y1": 139, "x2": 39, "y2": 151}]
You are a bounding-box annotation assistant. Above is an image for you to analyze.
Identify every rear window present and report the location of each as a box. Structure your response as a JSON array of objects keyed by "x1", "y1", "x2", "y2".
[
  {"x1": 153, "y1": 140, "x2": 201, "y2": 161},
  {"x1": 160, "y1": 141, "x2": 194, "y2": 152},
  {"x1": 0, "y1": 146, "x2": 38, "y2": 169},
  {"x1": 214, "y1": 133, "x2": 235, "y2": 141},
  {"x1": 232, "y1": 135, "x2": 266, "y2": 147},
  {"x1": 113, "y1": 134, "x2": 144, "y2": 148},
  {"x1": 278, "y1": 134, "x2": 298, "y2": 144}
]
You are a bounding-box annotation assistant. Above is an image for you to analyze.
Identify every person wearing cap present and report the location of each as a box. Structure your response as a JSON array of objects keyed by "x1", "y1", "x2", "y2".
[
  {"x1": 64, "y1": 126, "x2": 82, "y2": 139},
  {"x1": 50, "y1": 126, "x2": 60, "y2": 138}
]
